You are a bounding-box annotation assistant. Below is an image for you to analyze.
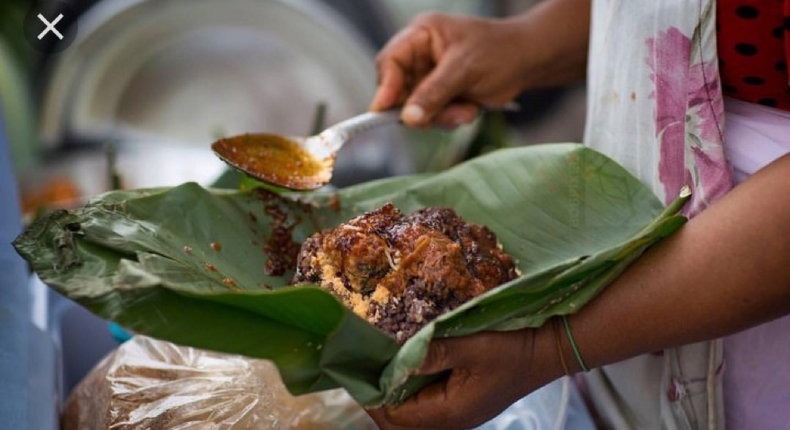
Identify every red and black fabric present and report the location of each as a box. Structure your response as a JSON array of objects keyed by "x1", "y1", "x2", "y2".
[{"x1": 717, "y1": 0, "x2": 790, "y2": 111}]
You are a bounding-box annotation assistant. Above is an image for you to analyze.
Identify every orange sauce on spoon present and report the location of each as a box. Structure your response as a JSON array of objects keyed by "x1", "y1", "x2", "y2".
[{"x1": 212, "y1": 134, "x2": 330, "y2": 190}]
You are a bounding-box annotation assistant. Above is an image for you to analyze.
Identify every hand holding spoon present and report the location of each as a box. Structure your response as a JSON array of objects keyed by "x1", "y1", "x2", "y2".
[{"x1": 211, "y1": 110, "x2": 401, "y2": 190}]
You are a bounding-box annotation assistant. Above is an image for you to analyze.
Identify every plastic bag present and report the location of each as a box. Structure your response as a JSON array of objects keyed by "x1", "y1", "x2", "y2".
[
  {"x1": 62, "y1": 336, "x2": 377, "y2": 430},
  {"x1": 475, "y1": 377, "x2": 596, "y2": 430}
]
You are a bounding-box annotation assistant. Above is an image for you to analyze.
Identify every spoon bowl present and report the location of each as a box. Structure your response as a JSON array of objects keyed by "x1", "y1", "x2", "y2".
[
  {"x1": 212, "y1": 133, "x2": 333, "y2": 190},
  {"x1": 211, "y1": 110, "x2": 401, "y2": 190}
]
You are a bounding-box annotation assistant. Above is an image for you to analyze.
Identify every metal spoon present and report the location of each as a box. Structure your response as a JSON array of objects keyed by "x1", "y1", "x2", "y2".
[{"x1": 211, "y1": 110, "x2": 401, "y2": 190}]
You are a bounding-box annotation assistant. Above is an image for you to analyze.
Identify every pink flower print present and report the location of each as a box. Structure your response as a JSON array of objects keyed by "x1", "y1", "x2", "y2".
[
  {"x1": 647, "y1": 26, "x2": 732, "y2": 216},
  {"x1": 688, "y1": 61, "x2": 724, "y2": 144},
  {"x1": 647, "y1": 27, "x2": 692, "y2": 205},
  {"x1": 692, "y1": 146, "x2": 731, "y2": 206}
]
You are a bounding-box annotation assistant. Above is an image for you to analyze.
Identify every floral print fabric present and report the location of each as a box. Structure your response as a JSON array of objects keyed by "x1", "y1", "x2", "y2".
[
  {"x1": 647, "y1": 27, "x2": 733, "y2": 215},
  {"x1": 582, "y1": 0, "x2": 731, "y2": 429}
]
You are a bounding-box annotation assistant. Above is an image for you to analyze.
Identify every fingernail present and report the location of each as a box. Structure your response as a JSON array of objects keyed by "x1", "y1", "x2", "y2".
[{"x1": 402, "y1": 104, "x2": 425, "y2": 124}]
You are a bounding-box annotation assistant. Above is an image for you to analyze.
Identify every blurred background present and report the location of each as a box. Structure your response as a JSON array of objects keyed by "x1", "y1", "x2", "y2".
[
  {"x1": 0, "y1": 0, "x2": 585, "y2": 428},
  {"x1": 2, "y1": 0, "x2": 586, "y2": 213}
]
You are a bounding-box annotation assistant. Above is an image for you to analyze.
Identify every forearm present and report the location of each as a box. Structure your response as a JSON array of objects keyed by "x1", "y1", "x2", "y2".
[
  {"x1": 372, "y1": 145, "x2": 790, "y2": 430},
  {"x1": 508, "y1": 0, "x2": 591, "y2": 90},
  {"x1": 560, "y1": 153, "x2": 790, "y2": 372}
]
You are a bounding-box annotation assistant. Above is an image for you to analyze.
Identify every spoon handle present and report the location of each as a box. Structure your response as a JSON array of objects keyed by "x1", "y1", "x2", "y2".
[
  {"x1": 327, "y1": 102, "x2": 521, "y2": 140},
  {"x1": 325, "y1": 110, "x2": 401, "y2": 142}
]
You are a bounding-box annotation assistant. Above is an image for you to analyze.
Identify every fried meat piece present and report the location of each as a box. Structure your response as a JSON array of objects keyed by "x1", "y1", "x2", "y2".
[{"x1": 292, "y1": 204, "x2": 518, "y2": 343}]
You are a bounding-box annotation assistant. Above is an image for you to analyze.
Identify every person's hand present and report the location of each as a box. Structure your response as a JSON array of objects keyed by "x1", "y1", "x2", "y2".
[
  {"x1": 370, "y1": 13, "x2": 533, "y2": 128},
  {"x1": 370, "y1": 0, "x2": 592, "y2": 128},
  {"x1": 368, "y1": 327, "x2": 562, "y2": 430}
]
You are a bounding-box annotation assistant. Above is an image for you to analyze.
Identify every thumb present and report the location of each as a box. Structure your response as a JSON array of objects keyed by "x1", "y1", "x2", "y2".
[
  {"x1": 415, "y1": 337, "x2": 470, "y2": 375},
  {"x1": 401, "y1": 53, "x2": 469, "y2": 127}
]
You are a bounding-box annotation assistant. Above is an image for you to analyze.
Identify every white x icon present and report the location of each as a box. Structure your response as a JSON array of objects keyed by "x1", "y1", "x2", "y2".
[{"x1": 37, "y1": 13, "x2": 64, "y2": 40}]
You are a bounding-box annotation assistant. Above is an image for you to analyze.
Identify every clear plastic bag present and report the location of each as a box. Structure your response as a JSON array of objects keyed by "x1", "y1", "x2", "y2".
[
  {"x1": 62, "y1": 336, "x2": 377, "y2": 430},
  {"x1": 474, "y1": 377, "x2": 596, "y2": 430}
]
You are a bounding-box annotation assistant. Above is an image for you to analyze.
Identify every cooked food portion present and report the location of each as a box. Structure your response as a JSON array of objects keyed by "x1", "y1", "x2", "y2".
[{"x1": 292, "y1": 204, "x2": 518, "y2": 343}]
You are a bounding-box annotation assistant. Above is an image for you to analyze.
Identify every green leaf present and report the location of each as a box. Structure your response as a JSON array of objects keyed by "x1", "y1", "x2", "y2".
[{"x1": 14, "y1": 143, "x2": 688, "y2": 406}]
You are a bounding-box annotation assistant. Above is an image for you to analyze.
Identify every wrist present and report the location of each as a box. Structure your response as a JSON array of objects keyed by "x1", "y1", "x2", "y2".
[
  {"x1": 519, "y1": 323, "x2": 566, "y2": 395},
  {"x1": 502, "y1": 0, "x2": 590, "y2": 90},
  {"x1": 498, "y1": 16, "x2": 546, "y2": 93}
]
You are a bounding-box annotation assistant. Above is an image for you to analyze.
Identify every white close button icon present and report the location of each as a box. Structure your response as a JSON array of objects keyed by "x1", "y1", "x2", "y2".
[
  {"x1": 37, "y1": 13, "x2": 64, "y2": 40},
  {"x1": 24, "y1": 2, "x2": 77, "y2": 53}
]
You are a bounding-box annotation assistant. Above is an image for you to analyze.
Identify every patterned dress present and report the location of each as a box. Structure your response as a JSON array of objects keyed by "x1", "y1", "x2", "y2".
[{"x1": 583, "y1": 1, "x2": 731, "y2": 429}]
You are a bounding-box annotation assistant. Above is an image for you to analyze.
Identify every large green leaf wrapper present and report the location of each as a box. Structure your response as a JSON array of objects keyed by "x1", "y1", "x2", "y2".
[{"x1": 15, "y1": 144, "x2": 689, "y2": 406}]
